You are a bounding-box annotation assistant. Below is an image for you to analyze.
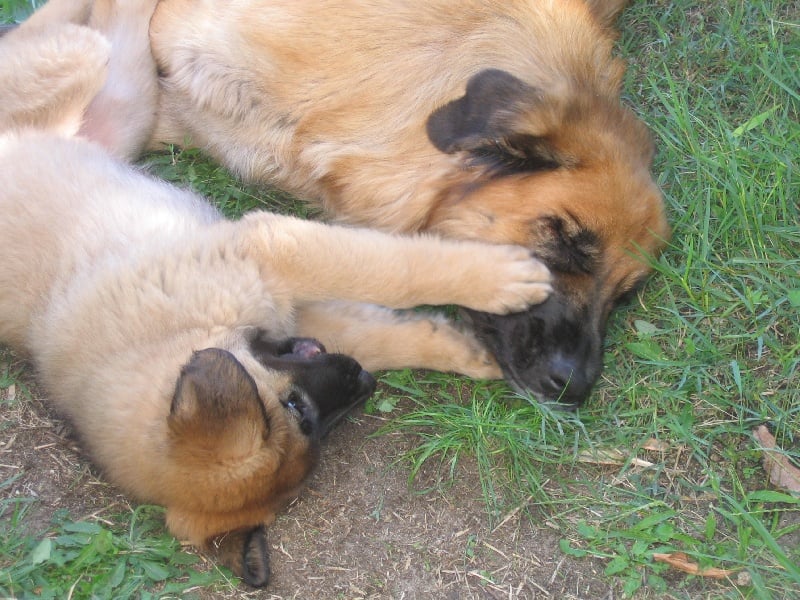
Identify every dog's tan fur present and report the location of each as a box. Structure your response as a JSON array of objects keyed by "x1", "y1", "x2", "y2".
[
  {"x1": 0, "y1": 9, "x2": 551, "y2": 584},
  {"x1": 149, "y1": 0, "x2": 652, "y2": 231},
  {"x1": 93, "y1": 0, "x2": 668, "y2": 403}
]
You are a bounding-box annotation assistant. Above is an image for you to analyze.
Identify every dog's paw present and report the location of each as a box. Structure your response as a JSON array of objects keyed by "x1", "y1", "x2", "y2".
[
  {"x1": 457, "y1": 337, "x2": 504, "y2": 380},
  {"x1": 471, "y1": 245, "x2": 552, "y2": 314}
]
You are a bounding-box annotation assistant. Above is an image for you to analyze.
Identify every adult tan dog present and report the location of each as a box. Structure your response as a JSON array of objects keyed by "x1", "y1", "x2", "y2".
[
  {"x1": 0, "y1": 12, "x2": 550, "y2": 587},
  {"x1": 30, "y1": 0, "x2": 670, "y2": 406},
  {"x1": 142, "y1": 0, "x2": 671, "y2": 406}
]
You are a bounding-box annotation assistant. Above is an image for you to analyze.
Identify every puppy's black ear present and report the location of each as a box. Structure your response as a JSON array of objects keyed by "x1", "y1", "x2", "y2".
[
  {"x1": 426, "y1": 69, "x2": 567, "y2": 174},
  {"x1": 168, "y1": 349, "x2": 269, "y2": 442},
  {"x1": 242, "y1": 525, "x2": 270, "y2": 587},
  {"x1": 207, "y1": 525, "x2": 270, "y2": 588}
]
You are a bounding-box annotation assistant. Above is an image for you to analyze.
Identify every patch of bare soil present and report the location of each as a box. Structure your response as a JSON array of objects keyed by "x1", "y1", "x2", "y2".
[
  {"x1": 2, "y1": 359, "x2": 620, "y2": 600},
  {"x1": 258, "y1": 412, "x2": 617, "y2": 600},
  {"x1": 0, "y1": 362, "x2": 137, "y2": 533}
]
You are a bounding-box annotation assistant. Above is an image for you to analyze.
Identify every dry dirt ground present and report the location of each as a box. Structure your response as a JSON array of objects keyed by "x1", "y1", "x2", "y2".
[{"x1": 1, "y1": 350, "x2": 627, "y2": 600}]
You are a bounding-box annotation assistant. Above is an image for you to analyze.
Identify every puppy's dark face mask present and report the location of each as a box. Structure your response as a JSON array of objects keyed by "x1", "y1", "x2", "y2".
[
  {"x1": 167, "y1": 334, "x2": 376, "y2": 588},
  {"x1": 249, "y1": 333, "x2": 377, "y2": 435}
]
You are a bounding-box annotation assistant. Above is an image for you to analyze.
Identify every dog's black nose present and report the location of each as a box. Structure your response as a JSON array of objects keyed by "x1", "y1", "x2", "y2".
[{"x1": 544, "y1": 354, "x2": 591, "y2": 405}]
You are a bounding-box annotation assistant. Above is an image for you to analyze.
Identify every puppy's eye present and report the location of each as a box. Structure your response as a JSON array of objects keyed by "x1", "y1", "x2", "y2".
[
  {"x1": 281, "y1": 391, "x2": 315, "y2": 436},
  {"x1": 281, "y1": 391, "x2": 304, "y2": 416},
  {"x1": 530, "y1": 215, "x2": 599, "y2": 275}
]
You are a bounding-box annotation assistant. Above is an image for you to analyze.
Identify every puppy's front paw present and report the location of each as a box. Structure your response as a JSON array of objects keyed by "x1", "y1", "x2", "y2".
[{"x1": 470, "y1": 245, "x2": 551, "y2": 314}]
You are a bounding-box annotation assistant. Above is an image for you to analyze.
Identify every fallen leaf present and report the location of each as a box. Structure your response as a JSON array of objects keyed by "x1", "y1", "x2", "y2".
[
  {"x1": 652, "y1": 552, "x2": 737, "y2": 579},
  {"x1": 752, "y1": 425, "x2": 800, "y2": 493},
  {"x1": 577, "y1": 447, "x2": 626, "y2": 465},
  {"x1": 29, "y1": 538, "x2": 52, "y2": 565},
  {"x1": 641, "y1": 437, "x2": 669, "y2": 452},
  {"x1": 576, "y1": 447, "x2": 654, "y2": 468}
]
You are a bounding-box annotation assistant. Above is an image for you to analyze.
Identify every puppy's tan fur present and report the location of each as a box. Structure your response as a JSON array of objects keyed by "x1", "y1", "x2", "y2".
[{"x1": 0, "y1": 10, "x2": 551, "y2": 584}]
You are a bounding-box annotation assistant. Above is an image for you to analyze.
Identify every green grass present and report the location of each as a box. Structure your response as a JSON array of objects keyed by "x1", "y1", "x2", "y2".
[
  {"x1": 0, "y1": 0, "x2": 40, "y2": 23},
  {"x1": 0, "y1": 490, "x2": 233, "y2": 598},
  {"x1": 143, "y1": 146, "x2": 314, "y2": 220},
  {"x1": 1, "y1": 0, "x2": 799, "y2": 598},
  {"x1": 374, "y1": 371, "x2": 592, "y2": 519}
]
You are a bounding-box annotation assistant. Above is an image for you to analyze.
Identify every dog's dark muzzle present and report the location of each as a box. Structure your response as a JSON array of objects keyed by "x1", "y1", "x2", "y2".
[{"x1": 463, "y1": 292, "x2": 604, "y2": 407}]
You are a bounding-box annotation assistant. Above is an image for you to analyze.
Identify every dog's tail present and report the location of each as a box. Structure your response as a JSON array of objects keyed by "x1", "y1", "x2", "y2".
[{"x1": 0, "y1": 23, "x2": 110, "y2": 136}]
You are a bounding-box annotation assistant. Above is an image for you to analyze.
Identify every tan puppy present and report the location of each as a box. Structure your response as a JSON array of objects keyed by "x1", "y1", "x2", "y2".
[{"x1": 0, "y1": 18, "x2": 551, "y2": 585}]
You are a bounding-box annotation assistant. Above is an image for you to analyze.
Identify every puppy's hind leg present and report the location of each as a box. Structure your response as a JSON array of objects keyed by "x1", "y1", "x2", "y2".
[
  {"x1": 0, "y1": 24, "x2": 110, "y2": 134},
  {"x1": 79, "y1": 0, "x2": 161, "y2": 160}
]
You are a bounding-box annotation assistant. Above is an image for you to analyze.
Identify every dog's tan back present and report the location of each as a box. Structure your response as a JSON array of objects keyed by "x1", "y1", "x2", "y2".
[{"x1": 151, "y1": 0, "x2": 639, "y2": 227}]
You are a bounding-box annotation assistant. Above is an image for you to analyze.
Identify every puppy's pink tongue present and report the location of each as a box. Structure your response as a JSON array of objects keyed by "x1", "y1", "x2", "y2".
[{"x1": 291, "y1": 338, "x2": 326, "y2": 357}]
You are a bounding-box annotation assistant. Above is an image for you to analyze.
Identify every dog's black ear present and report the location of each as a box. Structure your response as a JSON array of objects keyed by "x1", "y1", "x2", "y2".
[
  {"x1": 427, "y1": 69, "x2": 535, "y2": 153},
  {"x1": 168, "y1": 349, "x2": 269, "y2": 439},
  {"x1": 426, "y1": 69, "x2": 566, "y2": 174}
]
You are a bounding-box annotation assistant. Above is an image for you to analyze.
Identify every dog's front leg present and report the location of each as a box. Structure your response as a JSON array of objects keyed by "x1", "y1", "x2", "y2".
[
  {"x1": 295, "y1": 301, "x2": 503, "y2": 379},
  {"x1": 239, "y1": 212, "x2": 551, "y2": 315}
]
